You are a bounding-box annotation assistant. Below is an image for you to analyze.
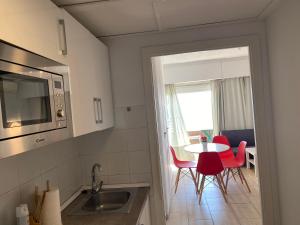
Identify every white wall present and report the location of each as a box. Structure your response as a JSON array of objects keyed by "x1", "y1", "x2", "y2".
[
  {"x1": 164, "y1": 56, "x2": 250, "y2": 84},
  {"x1": 267, "y1": 1, "x2": 300, "y2": 225},
  {"x1": 102, "y1": 20, "x2": 269, "y2": 225}
]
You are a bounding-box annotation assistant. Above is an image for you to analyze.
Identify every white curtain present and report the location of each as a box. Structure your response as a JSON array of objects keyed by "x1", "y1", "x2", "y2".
[
  {"x1": 165, "y1": 84, "x2": 190, "y2": 147},
  {"x1": 210, "y1": 77, "x2": 254, "y2": 133}
]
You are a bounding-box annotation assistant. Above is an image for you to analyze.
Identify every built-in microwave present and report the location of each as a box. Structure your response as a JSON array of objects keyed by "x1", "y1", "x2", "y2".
[
  {"x1": 0, "y1": 62, "x2": 67, "y2": 140},
  {"x1": 0, "y1": 41, "x2": 72, "y2": 159}
]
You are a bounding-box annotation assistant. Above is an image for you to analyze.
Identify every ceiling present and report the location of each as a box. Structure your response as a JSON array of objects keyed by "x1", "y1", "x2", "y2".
[
  {"x1": 52, "y1": 0, "x2": 277, "y2": 37},
  {"x1": 161, "y1": 47, "x2": 249, "y2": 65}
]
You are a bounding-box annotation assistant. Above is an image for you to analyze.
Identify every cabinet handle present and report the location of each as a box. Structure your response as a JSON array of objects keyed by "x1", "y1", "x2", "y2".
[
  {"x1": 97, "y1": 98, "x2": 103, "y2": 124},
  {"x1": 58, "y1": 19, "x2": 68, "y2": 55},
  {"x1": 93, "y1": 98, "x2": 99, "y2": 124}
]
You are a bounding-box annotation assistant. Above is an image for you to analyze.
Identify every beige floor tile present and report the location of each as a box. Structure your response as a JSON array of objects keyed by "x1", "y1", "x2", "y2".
[
  {"x1": 187, "y1": 204, "x2": 211, "y2": 220},
  {"x1": 239, "y1": 218, "x2": 263, "y2": 225},
  {"x1": 167, "y1": 212, "x2": 189, "y2": 225},
  {"x1": 170, "y1": 168, "x2": 262, "y2": 225},
  {"x1": 189, "y1": 219, "x2": 214, "y2": 225},
  {"x1": 211, "y1": 211, "x2": 240, "y2": 225},
  {"x1": 206, "y1": 198, "x2": 230, "y2": 211},
  {"x1": 232, "y1": 204, "x2": 260, "y2": 219},
  {"x1": 228, "y1": 193, "x2": 250, "y2": 204}
]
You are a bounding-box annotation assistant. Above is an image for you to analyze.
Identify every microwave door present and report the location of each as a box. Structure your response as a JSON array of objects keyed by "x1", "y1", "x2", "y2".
[{"x1": 0, "y1": 71, "x2": 57, "y2": 140}]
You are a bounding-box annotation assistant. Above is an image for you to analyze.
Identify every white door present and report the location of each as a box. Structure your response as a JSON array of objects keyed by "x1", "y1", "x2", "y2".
[{"x1": 151, "y1": 57, "x2": 173, "y2": 218}]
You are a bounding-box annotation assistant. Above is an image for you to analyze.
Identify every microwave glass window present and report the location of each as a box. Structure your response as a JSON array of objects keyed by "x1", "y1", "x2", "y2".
[{"x1": 0, "y1": 72, "x2": 52, "y2": 128}]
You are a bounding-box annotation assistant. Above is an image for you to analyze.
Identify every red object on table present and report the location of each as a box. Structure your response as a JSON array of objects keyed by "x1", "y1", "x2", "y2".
[{"x1": 200, "y1": 136, "x2": 207, "y2": 142}]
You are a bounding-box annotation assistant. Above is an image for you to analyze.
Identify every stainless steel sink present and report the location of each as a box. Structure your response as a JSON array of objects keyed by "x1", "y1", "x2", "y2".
[{"x1": 67, "y1": 188, "x2": 137, "y2": 216}]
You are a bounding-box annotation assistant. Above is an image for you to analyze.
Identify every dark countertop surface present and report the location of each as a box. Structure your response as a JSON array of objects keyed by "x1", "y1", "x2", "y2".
[{"x1": 62, "y1": 187, "x2": 150, "y2": 225}]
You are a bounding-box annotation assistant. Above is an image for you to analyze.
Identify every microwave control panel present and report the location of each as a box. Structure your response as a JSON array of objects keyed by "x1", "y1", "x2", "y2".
[{"x1": 52, "y1": 74, "x2": 67, "y2": 127}]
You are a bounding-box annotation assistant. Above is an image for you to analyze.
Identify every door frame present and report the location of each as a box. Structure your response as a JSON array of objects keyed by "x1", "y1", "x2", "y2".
[{"x1": 141, "y1": 35, "x2": 281, "y2": 225}]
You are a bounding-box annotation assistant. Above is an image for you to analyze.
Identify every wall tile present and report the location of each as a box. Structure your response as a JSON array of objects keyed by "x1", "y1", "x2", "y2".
[
  {"x1": 103, "y1": 130, "x2": 128, "y2": 152},
  {"x1": 126, "y1": 128, "x2": 149, "y2": 151},
  {"x1": 38, "y1": 147, "x2": 59, "y2": 173},
  {"x1": 115, "y1": 105, "x2": 147, "y2": 129},
  {"x1": 0, "y1": 156, "x2": 19, "y2": 197},
  {"x1": 57, "y1": 158, "x2": 81, "y2": 203},
  {"x1": 41, "y1": 167, "x2": 60, "y2": 190},
  {"x1": 128, "y1": 151, "x2": 151, "y2": 174},
  {"x1": 107, "y1": 152, "x2": 130, "y2": 175},
  {"x1": 0, "y1": 188, "x2": 20, "y2": 225},
  {"x1": 108, "y1": 174, "x2": 130, "y2": 184},
  {"x1": 124, "y1": 105, "x2": 147, "y2": 129},
  {"x1": 130, "y1": 173, "x2": 152, "y2": 183},
  {"x1": 17, "y1": 150, "x2": 43, "y2": 185},
  {"x1": 114, "y1": 107, "x2": 127, "y2": 129}
]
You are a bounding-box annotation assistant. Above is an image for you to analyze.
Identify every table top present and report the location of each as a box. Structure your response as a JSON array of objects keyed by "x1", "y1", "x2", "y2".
[{"x1": 184, "y1": 143, "x2": 230, "y2": 153}]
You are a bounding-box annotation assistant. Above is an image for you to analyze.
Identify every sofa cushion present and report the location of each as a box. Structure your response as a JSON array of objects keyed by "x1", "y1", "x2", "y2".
[{"x1": 220, "y1": 129, "x2": 255, "y2": 148}]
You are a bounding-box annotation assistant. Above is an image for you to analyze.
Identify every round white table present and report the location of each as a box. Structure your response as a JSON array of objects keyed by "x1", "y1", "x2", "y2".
[{"x1": 184, "y1": 143, "x2": 230, "y2": 153}]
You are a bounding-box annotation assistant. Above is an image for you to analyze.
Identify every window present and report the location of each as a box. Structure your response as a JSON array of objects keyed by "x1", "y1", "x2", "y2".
[{"x1": 176, "y1": 83, "x2": 213, "y2": 131}]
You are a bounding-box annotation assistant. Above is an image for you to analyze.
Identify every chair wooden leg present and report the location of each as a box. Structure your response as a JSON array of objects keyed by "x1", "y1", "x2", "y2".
[
  {"x1": 196, "y1": 172, "x2": 200, "y2": 194},
  {"x1": 238, "y1": 168, "x2": 251, "y2": 193},
  {"x1": 237, "y1": 168, "x2": 244, "y2": 184},
  {"x1": 189, "y1": 168, "x2": 197, "y2": 190},
  {"x1": 222, "y1": 169, "x2": 227, "y2": 178},
  {"x1": 175, "y1": 168, "x2": 181, "y2": 193},
  {"x1": 225, "y1": 168, "x2": 230, "y2": 192},
  {"x1": 218, "y1": 174, "x2": 227, "y2": 194},
  {"x1": 216, "y1": 175, "x2": 228, "y2": 203},
  {"x1": 198, "y1": 175, "x2": 206, "y2": 204},
  {"x1": 231, "y1": 169, "x2": 237, "y2": 181}
]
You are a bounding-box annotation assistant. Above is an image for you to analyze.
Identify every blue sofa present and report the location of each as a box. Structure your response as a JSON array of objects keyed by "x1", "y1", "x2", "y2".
[{"x1": 220, "y1": 129, "x2": 255, "y2": 154}]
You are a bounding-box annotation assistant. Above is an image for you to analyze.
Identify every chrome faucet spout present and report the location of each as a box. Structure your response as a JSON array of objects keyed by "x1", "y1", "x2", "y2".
[{"x1": 91, "y1": 163, "x2": 102, "y2": 194}]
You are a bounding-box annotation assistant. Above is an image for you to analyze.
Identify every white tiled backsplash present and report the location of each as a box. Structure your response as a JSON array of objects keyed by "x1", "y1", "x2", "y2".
[
  {"x1": 0, "y1": 105, "x2": 152, "y2": 225},
  {"x1": 0, "y1": 138, "x2": 82, "y2": 225},
  {"x1": 78, "y1": 104, "x2": 152, "y2": 186}
]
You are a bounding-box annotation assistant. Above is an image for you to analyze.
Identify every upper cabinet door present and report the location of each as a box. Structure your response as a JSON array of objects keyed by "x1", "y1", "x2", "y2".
[
  {"x1": 0, "y1": 0, "x2": 67, "y2": 64},
  {"x1": 92, "y1": 38, "x2": 114, "y2": 131},
  {"x1": 63, "y1": 10, "x2": 114, "y2": 137},
  {"x1": 63, "y1": 11, "x2": 98, "y2": 136}
]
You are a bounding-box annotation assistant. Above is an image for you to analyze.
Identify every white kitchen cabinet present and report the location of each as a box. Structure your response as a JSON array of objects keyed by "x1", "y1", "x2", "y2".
[
  {"x1": 0, "y1": 0, "x2": 68, "y2": 64},
  {"x1": 138, "y1": 196, "x2": 151, "y2": 225},
  {"x1": 63, "y1": 10, "x2": 114, "y2": 137}
]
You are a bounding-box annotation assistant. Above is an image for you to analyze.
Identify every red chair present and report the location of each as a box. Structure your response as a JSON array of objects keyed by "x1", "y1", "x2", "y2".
[
  {"x1": 212, "y1": 135, "x2": 234, "y2": 159},
  {"x1": 213, "y1": 135, "x2": 237, "y2": 181},
  {"x1": 222, "y1": 141, "x2": 251, "y2": 192},
  {"x1": 170, "y1": 146, "x2": 197, "y2": 193},
  {"x1": 196, "y1": 152, "x2": 227, "y2": 203}
]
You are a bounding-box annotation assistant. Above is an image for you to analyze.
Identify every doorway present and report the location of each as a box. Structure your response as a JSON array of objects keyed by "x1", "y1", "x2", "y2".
[
  {"x1": 142, "y1": 36, "x2": 279, "y2": 225},
  {"x1": 152, "y1": 47, "x2": 261, "y2": 225}
]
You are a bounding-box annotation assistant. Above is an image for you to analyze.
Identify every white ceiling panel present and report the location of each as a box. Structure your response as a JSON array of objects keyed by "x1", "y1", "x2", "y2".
[
  {"x1": 52, "y1": 0, "x2": 276, "y2": 37},
  {"x1": 155, "y1": 0, "x2": 273, "y2": 30},
  {"x1": 63, "y1": 0, "x2": 158, "y2": 36}
]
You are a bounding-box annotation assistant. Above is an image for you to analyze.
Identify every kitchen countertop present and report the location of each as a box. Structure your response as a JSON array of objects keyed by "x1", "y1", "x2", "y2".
[{"x1": 61, "y1": 187, "x2": 150, "y2": 225}]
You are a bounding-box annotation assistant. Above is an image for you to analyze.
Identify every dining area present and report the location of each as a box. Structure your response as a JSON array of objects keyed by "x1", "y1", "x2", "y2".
[
  {"x1": 168, "y1": 135, "x2": 261, "y2": 225},
  {"x1": 171, "y1": 135, "x2": 251, "y2": 203}
]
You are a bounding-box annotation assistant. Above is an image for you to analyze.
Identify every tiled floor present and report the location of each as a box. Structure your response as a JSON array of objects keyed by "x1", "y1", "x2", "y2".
[{"x1": 167, "y1": 168, "x2": 262, "y2": 225}]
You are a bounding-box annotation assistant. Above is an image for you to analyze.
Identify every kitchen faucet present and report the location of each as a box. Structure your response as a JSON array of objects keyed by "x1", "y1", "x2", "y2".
[{"x1": 91, "y1": 163, "x2": 103, "y2": 194}]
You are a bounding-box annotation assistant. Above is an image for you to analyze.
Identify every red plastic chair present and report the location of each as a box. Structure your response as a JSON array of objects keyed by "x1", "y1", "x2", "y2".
[
  {"x1": 212, "y1": 135, "x2": 234, "y2": 159},
  {"x1": 213, "y1": 135, "x2": 237, "y2": 181},
  {"x1": 222, "y1": 141, "x2": 251, "y2": 192},
  {"x1": 196, "y1": 152, "x2": 227, "y2": 203},
  {"x1": 170, "y1": 146, "x2": 197, "y2": 193}
]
